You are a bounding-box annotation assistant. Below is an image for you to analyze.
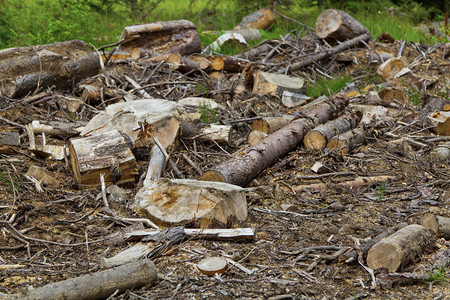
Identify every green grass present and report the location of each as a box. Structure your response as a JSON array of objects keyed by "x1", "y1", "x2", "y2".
[
  {"x1": 306, "y1": 74, "x2": 352, "y2": 98},
  {"x1": 0, "y1": 166, "x2": 21, "y2": 193},
  {"x1": 376, "y1": 180, "x2": 387, "y2": 201},
  {"x1": 424, "y1": 267, "x2": 448, "y2": 284}
]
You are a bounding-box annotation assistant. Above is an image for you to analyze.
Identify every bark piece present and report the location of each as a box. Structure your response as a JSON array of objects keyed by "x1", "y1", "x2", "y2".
[
  {"x1": 315, "y1": 9, "x2": 370, "y2": 43},
  {"x1": 201, "y1": 94, "x2": 348, "y2": 187},
  {"x1": 428, "y1": 111, "x2": 450, "y2": 136},
  {"x1": 199, "y1": 124, "x2": 233, "y2": 145},
  {"x1": 234, "y1": 8, "x2": 275, "y2": 31},
  {"x1": 0, "y1": 132, "x2": 20, "y2": 154},
  {"x1": 282, "y1": 91, "x2": 310, "y2": 108},
  {"x1": 304, "y1": 111, "x2": 362, "y2": 150},
  {"x1": 377, "y1": 57, "x2": 407, "y2": 80},
  {"x1": 80, "y1": 99, "x2": 181, "y2": 149},
  {"x1": 420, "y1": 213, "x2": 450, "y2": 240},
  {"x1": 26, "y1": 124, "x2": 66, "y2": 160},
  {"x1": 311, "y1": 162, "x2": 331, "y2": 174},
  {"x1": 210, "y1": 33, "x2": 248, "y2": 52},
  {"x1": 25, "y1": 166, "x2": 62, "y2": 187},
  {"x1": 133, "y1": 178, "x2": 247, "y2": 228},
  {"x1": 118, "y1": 20, "x2": 201, "y2": 55},
  {"x1": 10, "y1": 259, "x2": 157, "y2": 300},
  {"x1": 69, "y1": 129, "x2": 138, "y2": 186},
  {"x1": 0, "y1": 40, "x2": 100, "y2": 98},
  {"x1": 197, "y1": 257, "x2": 227, "y2": 276},
  {"x1": 253, "y1": 71, "x2": 305, "y2": 96},
  {"x1": 366, "y1": 224, "x2": 436, "y2": 272}
]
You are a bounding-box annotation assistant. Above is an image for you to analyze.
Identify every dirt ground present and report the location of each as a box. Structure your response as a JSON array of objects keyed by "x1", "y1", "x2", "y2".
[{"x1": 0, "y1": 35, "x2": 449, "y2": 299}]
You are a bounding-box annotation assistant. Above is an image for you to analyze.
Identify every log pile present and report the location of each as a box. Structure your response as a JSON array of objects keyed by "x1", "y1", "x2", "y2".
[{"x1": 0, "y1": 9, "x2": 449, "y2": 300}]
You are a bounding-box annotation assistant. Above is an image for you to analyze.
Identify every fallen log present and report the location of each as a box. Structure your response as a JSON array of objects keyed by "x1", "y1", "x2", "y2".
[
  {"x1": 117, "y1": 20, "x2": 202, "y2": 55},
  {"x1": 234, "y1": 8, "x2": 275, "y2": 31},
  {"x1": 9, "y1": 259, "x2": 157, "y2": 300},
  {"x1": 315, "y1": 9, "x2": 370, "y2": 43},
  {"x1": 0, "y1": 40, "x2": 100, "y2": 98},
  {"x1": 420, "y1": 212, "x2": 450, "y2": 240},
  {"x1": 366, "y1": 224, "x2": 436, "y2": 272},
  {"x1": 251, "y1": 115, "x2": 297, "y2": 134},
  {"x1": 327, "y1": 127, "x2": 367, "y2": 155},
  {"x1": 304, "y1": 111, "x2": 362, "y2": 150},
  {"x1": 277, "y1": 32, "x2": 372, "y2": 74},
  {"x1": 291, "y1": 175, "x2": 395, "y2": 193},
  {"x1": 201, "y1": 94, "x2": 348, "y2": 187},
  {"x1": 123, "y1": 228, "x2": 256, "y2": 242},
  {"x1": 210, "y1": 56, "x2": 245, "y2": 73}
]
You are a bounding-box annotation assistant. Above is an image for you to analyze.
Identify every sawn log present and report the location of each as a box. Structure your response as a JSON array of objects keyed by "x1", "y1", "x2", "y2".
[{"x1": 201, "y1": 94, "x2": 348, "y2": 187}]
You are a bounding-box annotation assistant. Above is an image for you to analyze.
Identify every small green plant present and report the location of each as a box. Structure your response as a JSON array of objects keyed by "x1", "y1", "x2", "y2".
[
  {"x1": 376, "y1": 180, "x2": 387, "y2": 201},
  {"x1": 408, "y1": 89, "x2": 423, "y2": 106},
  {"x1": 199, "y1": 102, "x2": 218, "y2": 123},
  {"x1": 306, "y1": 74, "x2": 351, "y2": 98},
  {"x1": 424, "y1": 267, "x2": 448, "y2": 283},
  {"x1": 0, "y1": 166, "x2": 21, "y2": 193}
]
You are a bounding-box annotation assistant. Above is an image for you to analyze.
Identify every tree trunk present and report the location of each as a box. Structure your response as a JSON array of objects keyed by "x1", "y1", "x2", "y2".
[
  {"x1": 315, "y1": 9, "x2": 370, "y2": 43},
  {"x1": 304, "y1": 111, "x2": 362, "y2": 150},
  {"x1": 0, "y1": 40, "x2": 100, "y2": 98},
  {"x1": 201, "y1": 94, "x2": 348, "y2": 187},
  {"x1": 327, "y1": 127, "x2": 368, "y2": 155},
  {"x1": 366, "y1": 224, "x2": 435, "y2": 272},
  {"x1": 118, "y1": 20, "x2": 202, "y2": 56}
]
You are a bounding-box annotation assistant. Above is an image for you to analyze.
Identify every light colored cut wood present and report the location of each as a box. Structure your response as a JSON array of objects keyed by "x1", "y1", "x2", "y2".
[
  {"x1": 248, "y1": 130, "x2": 268, "y2": 146},
  {"x1": 327, "y1": 127, "x2": 366, "y2": 155},
  {"x1": 366, "y1": 224, "x2": 435, "y2": 272},
  {"x1": 377, "y1": 57, "x2": 407, "y2": 80},
  {"x1": 197, "y1": 257, "x2": 227, "y2": 276},
  {"x1": 26, "y1": 166, "x2": 62, "y2": 187},
  {"x1": 251, "y1": 115, "x2": 297, "y2": 134},
  {"x1": 133, "y1": 178, "x2": 247, "y2": 228},
  {"x1": 420, "y1": 213, "x2": 450, "y2": 240},
  {"x1": 234, "y1": 8, "x2": 275, "y2": 31},
  {"x1": 428, "y1": 110, "x2": 450, "y2": 136},
  {"x1": 253, "y1": 71, "x2": 305, "y2": 96}
]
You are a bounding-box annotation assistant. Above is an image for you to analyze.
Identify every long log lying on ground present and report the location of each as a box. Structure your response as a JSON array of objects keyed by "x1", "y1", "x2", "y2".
[
  {"x1": 9, "y1": 259, "x2": 157, "y2": 300},
  {"x1": 304, "y1": 110, "x2": 362, "y2": 150},
  {"x1": 277, "y1": 32, "x2": 371, "y2": 74},
  {"x1": 118, "y1": 20, "x2": 201, "y2": 55},
  {"x1": 366, "y1": 224, "x2": 435, "y2": 272},
  {"x1": 201, "y1": 94, "x2": 348, "y2": 187},
  {"x1": 315, "y1": 9, "x2": 370, "y2": 43},
  {"x1": 0, "y1": 40, "x2": 100, "y2": 98}
]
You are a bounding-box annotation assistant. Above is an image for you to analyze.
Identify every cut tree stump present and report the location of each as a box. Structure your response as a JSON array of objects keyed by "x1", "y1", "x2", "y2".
[
  {"x1": 366, "y1": 224, "x2": 436, "y2": 272},
  {"x1": 253, "y1": 71, "x2": 305, "y2": 96},
  {"x1": 69, "y1": 129, "x2": 138, "y2": 186},
  {"x1": 234, "y1": 8, "x2": 275, "y2": 31},
  {"x1": 10, "y1": 259, "x2": 157, "y2": 300},
  {"x1": 304, "y1": 111, "x2": 362, "y2": 150},
  {"x1": 315, "y1": 9, "x2": 370, "y2": 43},
  {"x1": 428, "y1": 110, "x2": 450, "y2": 136},
  {"x1": 377, "y1": 57, "x2": 408, "y2": 80},
  {"x1": 133, "y1": 178, "x2": 247, "y2": 228},
  {"x1": 118, "y1": 20, "x2": 201, "y2": 55},
  {"x1": 0, "y1": 40, "x2": 100, "y2": 98},
  {"x1": 420, "y1": 213, "x2": 450, "y2": 240},
  {"x1": 201, "y1": 94, "x2": 348, "y2": 187}
]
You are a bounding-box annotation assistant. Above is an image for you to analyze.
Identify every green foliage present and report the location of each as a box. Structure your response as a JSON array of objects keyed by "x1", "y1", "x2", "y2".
[
  {"x1": 306, "y1": 74, "x2": 351, "y2": 98},
  {"x1": 408, "y1": 89, "x2": 423, "y2": 106},
  {"x1": 376, "y1": 180, "x2": 387, "y2": 201},
  {"x1": 0, "y1": 164, "x2": 21, "y2": 193},
  {"x1": 199, "y1": 102, "x2": 218, "y2": 123},
  {"x1": 424, "y1": 267, "x2": 448, "y2": 283}
]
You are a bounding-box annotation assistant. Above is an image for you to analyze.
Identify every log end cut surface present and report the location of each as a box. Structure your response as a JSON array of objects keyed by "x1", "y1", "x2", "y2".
[
  {"x1": 315, "y1": 9, "x2": 342, "y2": 39},
  {"x1": 201, "y1": 170, "x2": 227, "y2": 183},
  {"x1": 304, "y1": 130, "x2": 327, "y2": 149}
]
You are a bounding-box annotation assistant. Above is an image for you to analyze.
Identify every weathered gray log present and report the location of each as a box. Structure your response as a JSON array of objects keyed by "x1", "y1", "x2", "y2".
[
  {"x1": 0, "y1": 40, "x2": 100, "y2": 98},
  {"x1": 366, "y1": 224, "x2": 436, "y2": 272},
  {"x1": 9, "y1": 259, "x2": 157, "y2": 300},
  {"x1": 420, "y1": 212, "x2": 450, "y2": 240},
  {"x1": 277, "y1": 33, "x2": 371, "y2": 74},
  {"x1": 118, "y1": 20, "x2": 202, "y2": 55},
  {"x1": 234, "y1": 8, "x2": 275, "y2": 31},
  {"x1": 315, "y1": 9, "x2": 370, "y2": 43},
  {"x1": 201, "y1": 94, "x2": 348, "y2": 187}
]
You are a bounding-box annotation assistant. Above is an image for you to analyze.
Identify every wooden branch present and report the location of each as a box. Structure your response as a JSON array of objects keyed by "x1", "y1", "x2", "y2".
[
  {"x1": 291, "y1": 175, "x2": 395, "y2": 193},
  {"x1": 367, "y1": 224, "x2": 436, "y2": 272},
  {"x1": 201, "y1": 94, "x2": 348, "y2": 187},
  {"x1": 11, "y1": 259, "x2": 157, "y2": 300},
  {"x1": 277, "y1": 33, "x2": 372, "y2": 74}
]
